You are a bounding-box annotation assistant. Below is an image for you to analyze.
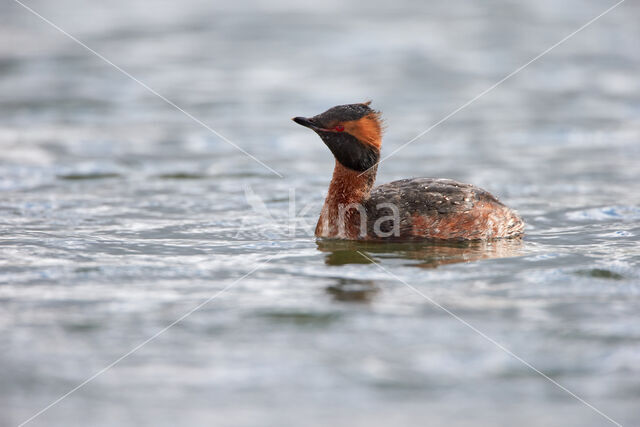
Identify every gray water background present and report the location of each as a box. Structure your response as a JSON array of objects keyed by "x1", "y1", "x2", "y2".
[{"x1": 1, "y1": 0, "x2": 639, "y2": 425}]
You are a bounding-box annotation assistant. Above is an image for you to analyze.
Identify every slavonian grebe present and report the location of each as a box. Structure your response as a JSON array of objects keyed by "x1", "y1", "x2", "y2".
[{"x1": 293, "y1": 102, "x2": 524, "y2": 241}]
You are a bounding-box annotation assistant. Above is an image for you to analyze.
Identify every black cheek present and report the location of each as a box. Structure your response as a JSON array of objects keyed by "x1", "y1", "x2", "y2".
[{"x1": 320, "y1": 132, "x2": 380, "y2": 172}]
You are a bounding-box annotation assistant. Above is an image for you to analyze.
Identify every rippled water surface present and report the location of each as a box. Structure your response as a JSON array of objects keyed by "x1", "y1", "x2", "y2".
[{"x1": 1, "y1": 0, "x2": 639, "y2": 426}]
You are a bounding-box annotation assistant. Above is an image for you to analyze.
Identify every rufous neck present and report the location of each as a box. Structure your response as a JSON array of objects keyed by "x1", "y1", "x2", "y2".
[{"x1": 325, "y1": 161, "x2": 377, "y2": 206}]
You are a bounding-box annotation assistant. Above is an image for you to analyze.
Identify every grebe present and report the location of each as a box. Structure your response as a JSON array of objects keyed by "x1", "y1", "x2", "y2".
[{"x1": 293, "y1": 102, "x2": 524, "y2": 241}]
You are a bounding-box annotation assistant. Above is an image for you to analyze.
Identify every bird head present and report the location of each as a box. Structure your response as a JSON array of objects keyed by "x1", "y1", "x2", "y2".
[{"x1": 293, "y1": 101, "x2": 383, "y2": 172}]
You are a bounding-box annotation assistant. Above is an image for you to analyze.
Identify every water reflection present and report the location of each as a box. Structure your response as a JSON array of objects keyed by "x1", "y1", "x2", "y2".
[
  {"x1": 326, "y1": 278, "x2": 379, "y2": 303},
  {"x1": 317, "y1": 238, "x2": 525, "y2": 269}
]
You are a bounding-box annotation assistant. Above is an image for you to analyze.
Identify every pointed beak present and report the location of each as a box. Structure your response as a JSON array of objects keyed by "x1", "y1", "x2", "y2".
[{"x1": 292, "y1": 116, "x2": 318, "y2": 130}]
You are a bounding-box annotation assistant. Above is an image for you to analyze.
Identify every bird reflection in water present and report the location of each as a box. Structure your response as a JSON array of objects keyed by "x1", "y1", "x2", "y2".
[
  {"x1": 318, "y1": 238, "x2": 524, "y2": 302},
  {"x1": 326, "y1": 278, "x2": 380, "y2": 303}
]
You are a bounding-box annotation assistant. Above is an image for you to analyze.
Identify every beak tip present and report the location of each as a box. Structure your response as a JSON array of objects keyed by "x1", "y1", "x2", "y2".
[{"x1": 293, "y1": 116, "x2": 314, "y2": 128}]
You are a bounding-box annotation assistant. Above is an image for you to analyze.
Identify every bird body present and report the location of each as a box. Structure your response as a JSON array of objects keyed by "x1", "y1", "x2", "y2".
[{"x1": 293, "y1": 102, "x2": 524, "y2": 241}]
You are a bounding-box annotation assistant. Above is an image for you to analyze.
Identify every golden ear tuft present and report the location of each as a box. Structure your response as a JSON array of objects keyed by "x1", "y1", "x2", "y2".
[
  {"x1": 362, "y1": 100, "x2": 372, "y2": 106},
  {"x1": 343, "y1": 111, "x2": 384, "y2": 149},
  {"x1": 370, "y1": 110, "x2": 386, "y2": 136}
]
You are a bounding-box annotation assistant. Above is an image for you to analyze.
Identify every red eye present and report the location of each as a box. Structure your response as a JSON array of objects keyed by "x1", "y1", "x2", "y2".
[{"x1": 334, "y1": 125, "x2": 344, "y2": 132}]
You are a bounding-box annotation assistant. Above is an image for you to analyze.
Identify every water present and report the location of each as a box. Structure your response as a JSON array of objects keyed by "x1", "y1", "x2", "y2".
[{"x1": 1, "y1": 0, "x2": 639, "y2": 425}]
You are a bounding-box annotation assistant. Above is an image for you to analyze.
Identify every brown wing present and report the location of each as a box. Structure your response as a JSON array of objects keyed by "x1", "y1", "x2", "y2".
[{"x1": 364, "y1": 178, "x2": 523, "y2": 240}]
